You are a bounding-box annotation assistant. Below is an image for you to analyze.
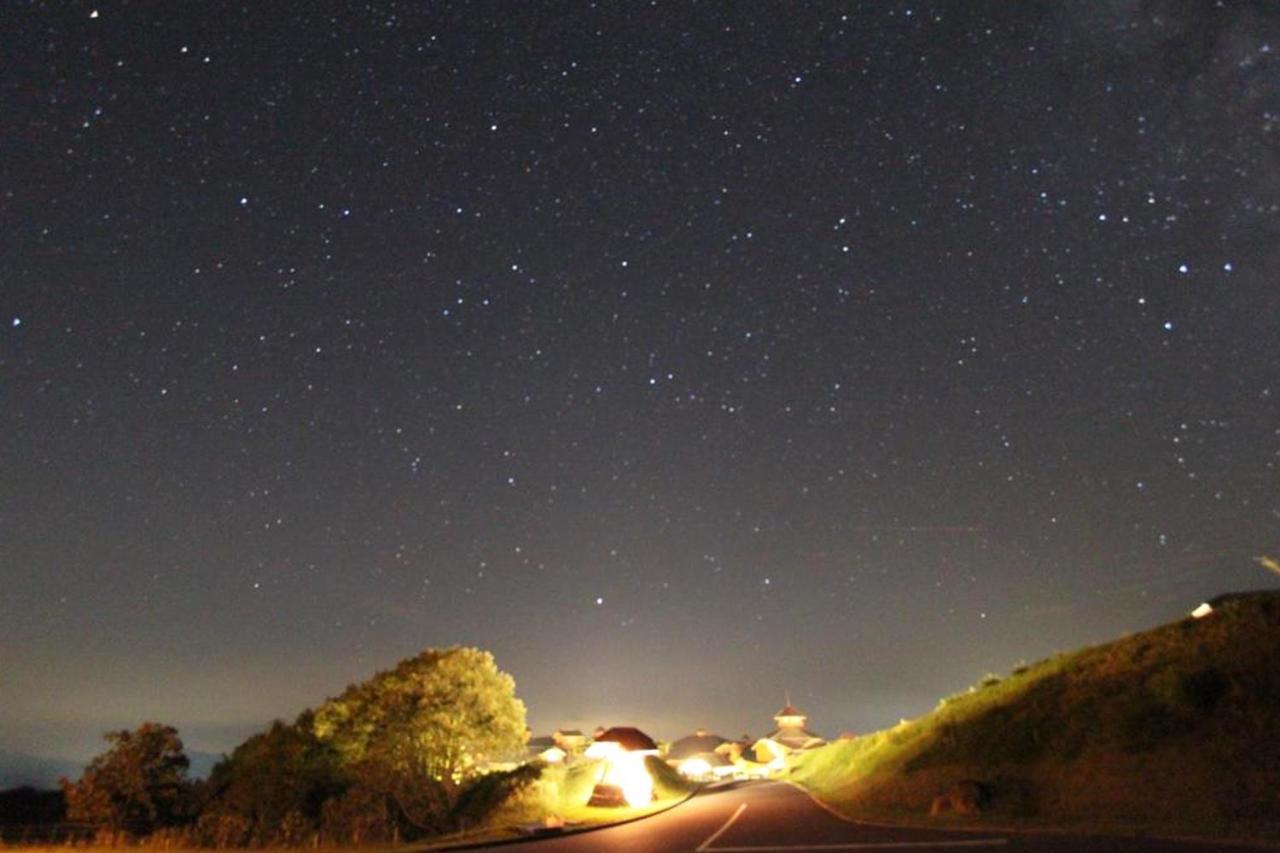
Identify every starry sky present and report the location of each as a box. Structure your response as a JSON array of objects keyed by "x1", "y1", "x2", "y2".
[{"x1": 3, "y1": 1, "x2": 1279, "y2": 764}]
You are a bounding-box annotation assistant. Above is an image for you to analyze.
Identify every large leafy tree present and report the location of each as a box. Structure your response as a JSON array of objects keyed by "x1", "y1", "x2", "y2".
[
  {"x1": 199, "y1": 713, "x2": 345, "y2": 845},
  {"x1": 61, "y1": 722, "x2": 190, "y2": 833},
  {"x1": 312, "y1": 647, "x2": 526, "y2": 829}
]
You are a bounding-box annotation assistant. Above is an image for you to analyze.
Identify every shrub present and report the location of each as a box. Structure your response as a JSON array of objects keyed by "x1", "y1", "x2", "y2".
[
  {"x1": 319, "y1": 782, "x2": 397, "y2": 844},
  {"x1": 451, "y1": 763, "x2": 544, "y2": 828},
  {"x1": 194, "y1": 809, "x2": 250, "y2": 847},
  {"x1": 646, "y1": 755, "x2": 697, "y2": 800},
  {"x1": 199, "y1": 716, "x2": 344, "y2": 844}
]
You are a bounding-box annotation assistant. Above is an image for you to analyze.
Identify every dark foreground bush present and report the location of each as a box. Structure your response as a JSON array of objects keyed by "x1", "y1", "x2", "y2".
[
  {"x1": 451, "y1": 763, "x2": 544, "y2": 829},
  {"x1": 197, "y1": 715, "x2": 347, "y2": 845},
  {"x1": 0, "y1": 787, "x2": 66, "y2": 826}
]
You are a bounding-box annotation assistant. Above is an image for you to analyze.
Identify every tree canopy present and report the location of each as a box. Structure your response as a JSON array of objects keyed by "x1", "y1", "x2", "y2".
[
  {"x1": 54, "y1": 647, "x2": 529, "y2": 844},
  {"x1": 61, "y1": 722, "x2": 190, "y2": 833},
  {"x1": 312, "y1": 646, "x2": 526, "y2": 821},
  {"x1": 198, "y1": 714, "x2": 345, "y2": 845}
]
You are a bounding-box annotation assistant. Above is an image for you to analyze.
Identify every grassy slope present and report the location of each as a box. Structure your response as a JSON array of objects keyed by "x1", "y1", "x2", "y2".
[{"x1": 791, "y1": 592, "x2": 1280, "y2": 840}]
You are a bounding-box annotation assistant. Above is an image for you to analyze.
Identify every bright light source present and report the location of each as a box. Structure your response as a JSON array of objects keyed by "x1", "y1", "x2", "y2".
[
  {"x1": 585, "y1": 740, "x2": 622, "y2": 761},
  {"x1": 588, "y1": 743, "x2": 654, "y2": 806},
  {"x1": 537, "y1": 745, "x2": 566, "y2": 763},
  {"x1": 678, "y1": 757, "x2": 712, "y2": 778},
  {"x1": 1190, "y1": 602, "x2": 1213, "y2": 619},
  {"x1": 607, "y1": 752, "x2": 653, "y2": 806}
]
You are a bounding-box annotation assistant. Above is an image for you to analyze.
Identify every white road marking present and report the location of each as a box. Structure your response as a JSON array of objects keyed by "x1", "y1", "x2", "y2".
[
  {"x1": 697, "y1": 802, "x2": 749, "y2": 851},
  {"x1": 706, "y1": 840, "x2": 1008, "y2": 851}
]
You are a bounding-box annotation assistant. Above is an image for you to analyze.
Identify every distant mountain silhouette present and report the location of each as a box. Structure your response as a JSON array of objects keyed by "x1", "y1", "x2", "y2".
[
  {"x1": 0, "y1": 751, "x2": 82, "y2": 791},
  {"x1": 0, "y1": 748, "x2": 222, "y2": 791}
]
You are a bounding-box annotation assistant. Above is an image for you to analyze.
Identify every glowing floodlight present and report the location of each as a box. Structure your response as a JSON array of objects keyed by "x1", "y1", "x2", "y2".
[
  {"x1": 678, "y1": 757, "x2": 712, "y2": 778},
  {"x1": 610, "y1": 752, "x2": 654, "y2": 806},
  {"x1": 586, "y1": 727, "x2": 659, "y2": 807},
  {"x1": 585, "y1": 740, "x2": 622, "y2": 760},
  {"x1": 537, "y1": 745, "x2": 567, "y2": 763}
]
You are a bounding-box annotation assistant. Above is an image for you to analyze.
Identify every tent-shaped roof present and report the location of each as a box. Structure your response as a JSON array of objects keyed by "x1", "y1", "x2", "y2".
[
  {"x1": 704, "y1": 750, "x2": 732, "y2": 767},
  {"x1": 668, "y1": 732, "x2": 728, "y2": 761},
  {"x1": 593, "y1": 726, "x2": 658, "y2": 752},
  {"x1": 775, "y1": 704, "x2": 804, "y2": 718},
  {"x1": 768, "y1": 723, "x2": 825, "y2": 750}
]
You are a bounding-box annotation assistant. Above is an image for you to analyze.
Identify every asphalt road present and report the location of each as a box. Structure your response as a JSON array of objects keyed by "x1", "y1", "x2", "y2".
[{"x1": 482, "y1": 780, "x2": 1254, "y2": 852}]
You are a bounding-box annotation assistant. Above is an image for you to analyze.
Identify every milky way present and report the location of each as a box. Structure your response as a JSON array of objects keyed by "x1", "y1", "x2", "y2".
[{"x1": 3, "y1": 2, "x2": 1278, "y2": 761}]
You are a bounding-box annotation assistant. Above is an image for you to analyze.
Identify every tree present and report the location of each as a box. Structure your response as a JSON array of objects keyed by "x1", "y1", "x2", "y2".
[
  {"x1": 61, "y1": 723, "x2": 190, "y2": 834},
  {"x1": 312, "y1": 647, "x2": 526, "y2": 832},
  {"x1": 198, "y1": 714, "x2": 345, "y2": 845}
]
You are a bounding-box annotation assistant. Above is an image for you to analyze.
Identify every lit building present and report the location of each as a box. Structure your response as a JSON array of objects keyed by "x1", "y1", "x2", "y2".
[
  {"x1": 552, "y1": 728, "x2": 589, "y2": 755},
  {"x1": 765, "y1": 700, "x2": 826, "y2": 751},
  {"x1": 667, "y1": 728, "x2": 734, "y2": 780},
  {"x1": 586, "y1": 726, "x2": 660, "y2": 807},
  {"x1": 527, "y1": 737, "x2": 567, "y2": 763}
]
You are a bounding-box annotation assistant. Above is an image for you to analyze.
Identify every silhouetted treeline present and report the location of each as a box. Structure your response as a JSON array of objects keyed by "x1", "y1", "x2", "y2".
[
  {"x1": 0, "y1": 786, "x2": 66, "y2": 825},
  {"x1": 44, "y1": 646, "x2": 530, "y2": 846}
]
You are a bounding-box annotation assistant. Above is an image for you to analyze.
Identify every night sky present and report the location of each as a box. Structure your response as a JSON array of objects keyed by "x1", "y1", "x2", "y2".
[{"x1": 3, "y1": 1, "x2": 1279, "y2": 764}]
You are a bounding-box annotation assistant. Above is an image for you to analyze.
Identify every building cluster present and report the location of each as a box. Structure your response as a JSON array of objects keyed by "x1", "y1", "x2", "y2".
[{"x1": 525, "y1": 700, "x2": 831, "y2": 785}]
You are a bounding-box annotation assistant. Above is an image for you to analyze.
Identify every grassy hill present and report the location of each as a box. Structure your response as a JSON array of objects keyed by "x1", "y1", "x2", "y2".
[{"x1": 790, "y1": 591, "x2": 1280, "y2": 841}]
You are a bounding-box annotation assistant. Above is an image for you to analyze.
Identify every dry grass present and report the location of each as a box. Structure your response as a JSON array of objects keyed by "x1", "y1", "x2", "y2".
[{"x1": 790, "y1": 591, "x2": 1280, "y2": 842}]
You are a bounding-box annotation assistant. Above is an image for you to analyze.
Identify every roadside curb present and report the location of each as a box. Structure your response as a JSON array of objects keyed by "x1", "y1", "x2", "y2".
[
  {"x1": 782, "y1": 779, "x2": 1280, "y2": 850},
  {"x1": 433, "y1": 785, "x2": 704, "y2": 850}
]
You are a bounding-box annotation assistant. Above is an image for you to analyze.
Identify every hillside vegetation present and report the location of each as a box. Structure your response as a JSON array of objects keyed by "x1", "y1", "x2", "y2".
[
  {"x1": 432, "y1": 757, "x2": 695, "y2": 847},
  {"x1": 791, "y1": 592, "x2": 1280, "y2": 840}
]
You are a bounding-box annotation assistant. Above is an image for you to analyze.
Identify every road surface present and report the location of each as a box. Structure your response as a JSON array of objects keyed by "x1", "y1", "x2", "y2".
[{"x1": 480, "y1": 780, "x2": 1253, "y2": 852}]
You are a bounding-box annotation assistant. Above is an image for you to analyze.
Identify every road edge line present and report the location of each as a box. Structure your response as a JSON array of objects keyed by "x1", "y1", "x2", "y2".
[{"x1": 697, "y1": 802, "x2": 748, "y2": 851}]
